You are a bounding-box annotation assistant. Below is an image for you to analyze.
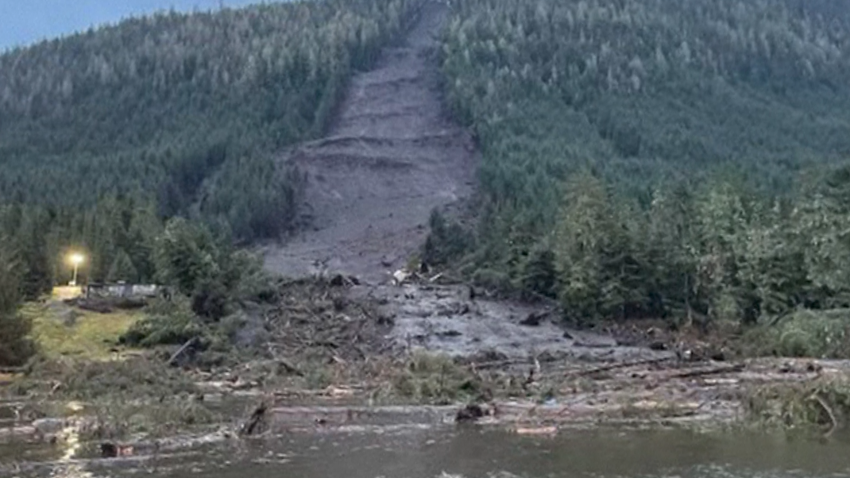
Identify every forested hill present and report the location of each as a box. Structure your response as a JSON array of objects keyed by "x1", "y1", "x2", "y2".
[
  {"x1": 432, "y1": 0, "x2": 850, "y2": 329},
  {"x1": 0, "y1": 0, "x2": 424, "y2": 298},
  {"x1": 0, "y1": 0, "x2": 419, "y2": 239},
  {"x1": 443, "y1": 0, "x2": 850, "y2": 201}
]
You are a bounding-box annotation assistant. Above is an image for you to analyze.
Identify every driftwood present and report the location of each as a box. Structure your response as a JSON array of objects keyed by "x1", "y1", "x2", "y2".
[
  {"x1": 670, "y1": 363, "x2": 745, "y2": 379},
  {"x1": 167, "y1": 337, "x2": 198, "y2": 366},
  {"x1": 574, "y1": 356, "x2": 675, "y2": 377},
  {"x1": 810, "y1": 392, "x2": 839, "y2": 437},
  {"x1": 278, "y1": 358, "x2": 304, "y2": 377},
  {"x1": 239, "y1": 401, "x2": 269, "y2": 437},
  {"x1": 472, "y1": 358, "x2": 532, "y2": 370}
]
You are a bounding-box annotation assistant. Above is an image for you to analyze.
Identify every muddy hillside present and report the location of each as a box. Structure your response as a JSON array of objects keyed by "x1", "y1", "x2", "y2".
[
  {"x1": 259, "y1": 0, "x2": 664, "y2": 361},
  {"x1": 264, "y1": 0, "x2": 477, "y2": 284}
]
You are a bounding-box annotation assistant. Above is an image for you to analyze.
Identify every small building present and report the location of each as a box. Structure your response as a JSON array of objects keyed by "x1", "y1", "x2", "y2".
[{"x1": 84, "y1": 282, "x2": 162, "y2": 300}]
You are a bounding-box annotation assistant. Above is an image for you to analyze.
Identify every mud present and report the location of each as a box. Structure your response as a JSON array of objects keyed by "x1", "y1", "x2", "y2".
[
  {"x1": 260, "y1": 0, "x2": 660, "y2": 366},
  {"x1": 358, "y1": 282, "x2": 672, "y2": 362},
  {"x1": 263, "y1": 0, "x2": 477, "y2": 283}
]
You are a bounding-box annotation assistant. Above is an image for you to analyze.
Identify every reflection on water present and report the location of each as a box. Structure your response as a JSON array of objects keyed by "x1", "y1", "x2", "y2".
[
  {"x1": 4, "y1": 426, "x2": 850, "y2": 478},
  {"x1": 50, "y1": 420, "x2": 92, "y2": 478},
  {"x1": 162, "y1": 427, "x2": 850, "y2": 478}
]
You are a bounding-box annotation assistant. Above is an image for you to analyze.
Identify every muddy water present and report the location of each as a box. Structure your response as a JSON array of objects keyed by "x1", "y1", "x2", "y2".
[{"x1": 4, "y1": 427, "x2": 850, "y2": 478}]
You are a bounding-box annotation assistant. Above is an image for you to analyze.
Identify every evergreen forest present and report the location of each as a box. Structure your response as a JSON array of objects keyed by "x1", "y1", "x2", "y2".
[
  {"x1": 0, "y1": 0, "x2": 420, "y2": 237},
  {"x1": 437, "y1": 0, "x2": 850, "y2": 328},
  {"x1": 0, "y1": 0, "x2": 420, "y2": 289},
  {"x1": 0, "y1": 0, "x2": 425, "y2": 363}
]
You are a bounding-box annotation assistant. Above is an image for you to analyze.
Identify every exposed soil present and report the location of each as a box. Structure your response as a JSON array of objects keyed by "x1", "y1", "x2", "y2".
[
  {"x1": 264, "y1": 0, "x2": 477, "y2": 284},
  {"x1": 259, "y1": 0, "x2": 662, "y2": 366}
]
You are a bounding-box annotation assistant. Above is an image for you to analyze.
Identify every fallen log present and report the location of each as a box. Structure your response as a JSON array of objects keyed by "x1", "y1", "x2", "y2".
[
  {"x1": 574, "y1": 356, "x2": 675, "y2": 377},
  {"x1": 239, "y1": 400, "x2": 269, "y2": 437},
  {"x1": 670, "y1": 363, "x2": 745, "y2": 379},
  {"x1": 278, "y1": 358, "x2": 304, "y2": 377},
  {"x1": 472, "y1": 358, "x2": 531, "y2": 370},
  {"x1": 167, "y1": 337, "x2": 198, "y2": 366}
]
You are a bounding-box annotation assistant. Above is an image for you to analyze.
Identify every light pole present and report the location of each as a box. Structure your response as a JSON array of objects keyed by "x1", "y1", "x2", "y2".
[{"x1": 69, "y1": 253, "x2": 85, "y2": 287}]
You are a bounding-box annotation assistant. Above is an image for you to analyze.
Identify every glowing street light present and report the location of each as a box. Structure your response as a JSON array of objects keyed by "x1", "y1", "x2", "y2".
[{"x1": 68, "y1": 253, "x2": 85, "y2": 287}]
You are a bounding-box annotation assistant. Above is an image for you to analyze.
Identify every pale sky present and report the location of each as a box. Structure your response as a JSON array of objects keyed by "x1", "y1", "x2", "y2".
[{"x1": 0, "y1": 0, "x2": 277, "y2": 50}]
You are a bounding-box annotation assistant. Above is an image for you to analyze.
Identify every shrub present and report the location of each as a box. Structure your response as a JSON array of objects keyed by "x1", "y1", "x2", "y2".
[
  {"x1": 0, "y1": 246, "x2": 35, "y2": 366},
  {"x1": 391, "y1": 352, "x2": 480, "y2": 404},
  {"x1": 120, "y1": 298, "x2": 208, "y2": 348},
  {"x1": 423, "y1": 210, "x2": 474, "y2": 266},
  {"x1": 740, "y1": 309, "x2": 850, "y2": 359}
]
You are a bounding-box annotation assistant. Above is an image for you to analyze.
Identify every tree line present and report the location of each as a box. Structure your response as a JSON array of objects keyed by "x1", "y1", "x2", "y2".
[{"x1": 433, "y1": 0, "x2": 850, "y2": 328}]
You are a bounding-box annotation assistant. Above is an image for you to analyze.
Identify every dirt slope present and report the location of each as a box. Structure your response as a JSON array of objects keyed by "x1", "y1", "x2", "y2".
[
  {"x1": 261, "y1": 1, "x2": 663, "y2": 361},
  {"x1": 264, "y1": 1, "x2": 477, "y2": 284}
]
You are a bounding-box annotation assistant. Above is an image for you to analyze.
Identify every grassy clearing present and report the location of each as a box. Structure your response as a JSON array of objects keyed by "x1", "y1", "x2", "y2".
[{"x1": 22, "y1": 301, "x2": 141, "y2": 360}]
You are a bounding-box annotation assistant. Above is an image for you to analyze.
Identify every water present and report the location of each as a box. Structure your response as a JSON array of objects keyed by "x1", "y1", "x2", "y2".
[{"x1": 3, "y1": 426, "x2": 850, "y2": 478}]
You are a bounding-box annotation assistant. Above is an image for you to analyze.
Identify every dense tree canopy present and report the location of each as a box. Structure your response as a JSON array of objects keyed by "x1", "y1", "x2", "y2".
[
  {"x1": 0, "y1": 0, "x2": 423, "y2": 239},
  {"x1": 437, "y1": 0, "x2": 850, "y2": 327}
]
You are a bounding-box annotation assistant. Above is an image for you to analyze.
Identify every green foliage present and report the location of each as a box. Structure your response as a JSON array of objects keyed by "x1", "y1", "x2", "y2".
[
  {"x1": 0, "y1": 0, "x2": 424, "y2": 244},
  {"x1": 471, "y1": 268, "x2": 512, "y2": 293},
  {"x1": 441, "y1": 0, "x2": 850, "y2": 228},
  {"x1": 518, "y1": 243, "x2": 558, "y2": 297},
  {"x1": 392, "y1": 352, "x2": 480, "y2": 404},
  {"x1": 545, "y1": 171, "x2": 850, "y2": 328},
  {"x1": 154, "y1": 217, "x2": 274, "y2": 319},
  {"x1": 0, "y1": 2, "x2": 426, "y2": 356},
  {"x1": 24, "y1": 355, "x2": 198, "y2": 401},
  {"x1": 440, "y1": 0, "x2": 850, "y2": 335},
  {"x1": 123, "y1": 218, "x2": 275, "y2": 351},
  {"x1": 153, "y1": 218, "x2": 219, "y2": 296},
  {"x1": 0, "y1": 241, "x2": 36, "y2": 366},
  {"x1": 0, "y1": 197, "x2": 161, "y2": 288},
  {"x1": 121, "y1": 297, "x2": 205, "y2": 348},
  {"x1": 423, "y1": 210, "x2": 474, "y2": 266},
  {"x1": 743, "y1": 310, "x2": 850, "y2": 359}
]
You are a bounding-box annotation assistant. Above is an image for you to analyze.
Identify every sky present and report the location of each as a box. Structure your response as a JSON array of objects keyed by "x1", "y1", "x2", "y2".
[{"x1": 0, "y1": 0, "x2": 270, "y2": 50}]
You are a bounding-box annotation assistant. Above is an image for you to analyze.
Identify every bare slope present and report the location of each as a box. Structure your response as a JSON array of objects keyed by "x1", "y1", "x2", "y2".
[
  {"x1": 262, "y1": 1, "x2": 658, "y2": 360},
  {"x1": 264, "y1": 1, "x2": 477, "y2": 284}
]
